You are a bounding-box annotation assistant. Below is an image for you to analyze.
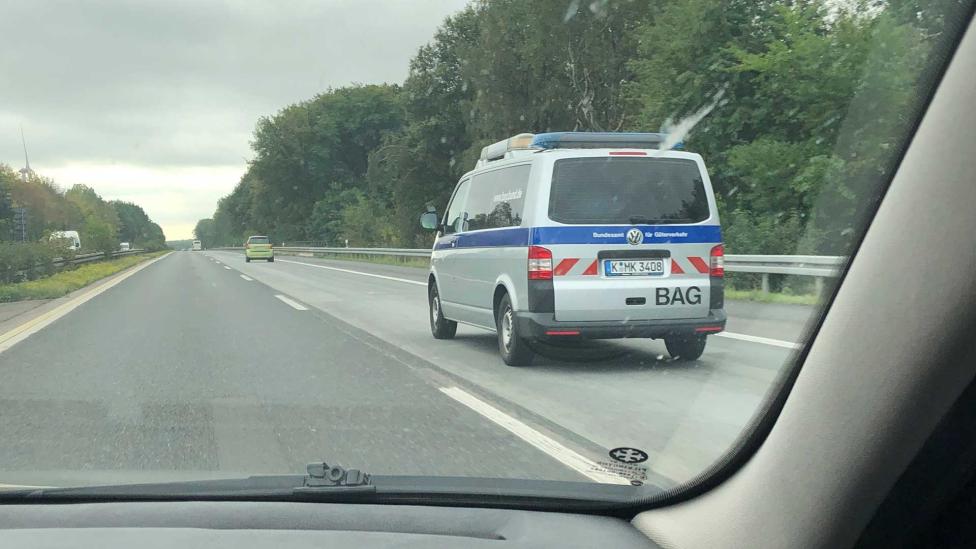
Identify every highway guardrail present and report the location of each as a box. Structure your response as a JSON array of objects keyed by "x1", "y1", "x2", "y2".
[
  {"x1": 55, "y1": 249, "x2": 146, "y2": 269},
  {"x1": 216, "y1": 245, "x2": 845, "y2": 294}
]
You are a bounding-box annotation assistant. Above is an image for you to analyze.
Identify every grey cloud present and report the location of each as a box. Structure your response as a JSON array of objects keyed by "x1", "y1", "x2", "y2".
[{"x1": 0, "y1": 0, "x2": 468, "y2": 168}]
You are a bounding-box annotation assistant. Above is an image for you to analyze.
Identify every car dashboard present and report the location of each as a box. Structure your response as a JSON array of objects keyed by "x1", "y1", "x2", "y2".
[{"x1": 0, "y1": 500, "x2": 658, "y2": 548}]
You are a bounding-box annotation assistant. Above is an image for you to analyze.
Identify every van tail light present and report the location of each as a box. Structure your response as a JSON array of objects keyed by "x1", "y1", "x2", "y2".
[
  {"x1": 528, "y1": 246, "x2": 553, "y2": 280},
  {"x1": 245, "y1": 243, "x2": 250, "y2": 249},
  {"x1": 710, "y1": 244, "x2": 724, "y2": 277}
]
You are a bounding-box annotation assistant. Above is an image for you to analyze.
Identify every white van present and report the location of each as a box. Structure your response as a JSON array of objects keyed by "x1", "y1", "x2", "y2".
[
  {"x1": 420, "y1": 132, "x2": 725, "y2": 366},
  {"x1": 192, "y1": 240, "x2": 202, "y2": 251},
  {"x1": 49, "y1": 230, "x2": 81, "y2": 251}
]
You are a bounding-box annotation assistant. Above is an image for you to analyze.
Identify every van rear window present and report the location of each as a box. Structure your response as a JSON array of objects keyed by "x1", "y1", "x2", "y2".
[
  {"x1": 248, "y1": 236, "x2": 270, "y2": 244},
  {"x1": 548, "y1": 157, "x2": 710, "y2": 225}
]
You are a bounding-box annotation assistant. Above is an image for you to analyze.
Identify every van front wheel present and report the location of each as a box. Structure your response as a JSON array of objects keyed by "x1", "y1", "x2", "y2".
[
  {"x1": 429, "y1": 283, "x2": 457, "y2": 340},
  {"x1": 496, "y1": 294, "x2": 534, "y2": 367},
  {"x1": 665, "y1": 335, "x2": 707, "y2": 361}
]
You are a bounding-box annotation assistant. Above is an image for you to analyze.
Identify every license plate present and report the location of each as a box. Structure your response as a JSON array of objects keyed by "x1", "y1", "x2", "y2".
[{"x1": 605, "y1": 259, "x2": 666, "y2": 276}]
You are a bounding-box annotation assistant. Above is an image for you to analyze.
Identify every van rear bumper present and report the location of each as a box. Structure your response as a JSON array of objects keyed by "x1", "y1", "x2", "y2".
[{"x1": 514, "y1": 309, "x2": 726, "y2": 340}]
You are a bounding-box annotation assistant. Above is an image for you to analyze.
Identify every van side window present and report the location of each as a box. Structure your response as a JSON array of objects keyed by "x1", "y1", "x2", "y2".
[
  {"x1": 442, "y1": 179, "x2": 471, "y2": 234},
  {"x1": 465, "y1": 164, "x2": 531, "y2": 231}
]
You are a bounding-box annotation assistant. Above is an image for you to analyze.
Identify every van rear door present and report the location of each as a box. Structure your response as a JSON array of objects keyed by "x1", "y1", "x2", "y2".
[{"x1": 541, "y1": 155, "x2": 720, "y2": 322}]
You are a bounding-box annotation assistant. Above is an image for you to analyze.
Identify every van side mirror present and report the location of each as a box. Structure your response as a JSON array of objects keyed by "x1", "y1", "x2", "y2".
[{"x1": 420, "y1": 211, "x2": 440, "y2": 231}]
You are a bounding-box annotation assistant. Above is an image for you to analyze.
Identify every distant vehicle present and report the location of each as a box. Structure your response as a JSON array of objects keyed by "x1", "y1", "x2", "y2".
[
  {"x1": 50, "y1": 230, "x2": 81, "y2": 251},
  {"x1": 244, "y1": 235, "x2": 274, "y2": 262},
  {"x1": 192, "y1": 240, "x2": 202, "y2": 251},
  {"x1": 421, "y1": 132, "x2": 725, "y2": 366},
  {"x1": 119, "y1": 242, "x2": 130, "y2": 251}
]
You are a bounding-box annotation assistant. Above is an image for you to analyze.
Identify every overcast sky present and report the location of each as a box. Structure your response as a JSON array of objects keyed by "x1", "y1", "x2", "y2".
[{"x1": 0, "y1": 0, "x2": 468, "y2": 239}]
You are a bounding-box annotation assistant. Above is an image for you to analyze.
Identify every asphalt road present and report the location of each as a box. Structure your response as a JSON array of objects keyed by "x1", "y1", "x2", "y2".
[{"x1": 0, "y1": 251, "x2": 820, "y2": 488}]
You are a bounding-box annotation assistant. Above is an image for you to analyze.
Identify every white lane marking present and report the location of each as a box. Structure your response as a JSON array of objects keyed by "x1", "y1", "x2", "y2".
[
  {"x1": 259, "y1": 256, "x2": 799, "y2": 350},
  {"x1": 276, "y1": 259, "x2": 426, "y2": 286},
  {"x1": 439, "y1": 386, "x2": 630, "y2": 485},
  {"x1": 716, "y1": 331, "x2": 800, "y2": 350},
  {"x1": 274, "y1": 294, "x2": 308, "y2": 311},
  {"x1": 239, "y1": 274, "x2": 254, "y2": 281},
  {"x1": 223, "y1": 266, "x2": 232, "y2": 270},
  {"x1": 0, "y1": 253, "x2": 169, "y2": 355}
]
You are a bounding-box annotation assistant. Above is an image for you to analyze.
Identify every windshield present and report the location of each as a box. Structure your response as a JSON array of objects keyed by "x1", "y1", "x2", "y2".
[
  {"x1": 549, "y1": 157, "x2": 710, "y2": 224},
  {"x1": 0, "y1": 0, "x2": 968, "y2": 500}
]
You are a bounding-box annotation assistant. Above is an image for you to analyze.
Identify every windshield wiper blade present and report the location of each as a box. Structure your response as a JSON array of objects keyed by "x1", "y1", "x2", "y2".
[{"x1": 0, "y1": 462, "x2": 376, "y2": 500}]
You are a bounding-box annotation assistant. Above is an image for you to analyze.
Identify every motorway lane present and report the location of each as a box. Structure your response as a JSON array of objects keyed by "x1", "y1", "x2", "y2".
[
  {"x1": 0, "y1": 252, "x2": 589, "y2": 487},
  {"x1": 210, "y1": 250, "x2": 820, "y2": 483}
]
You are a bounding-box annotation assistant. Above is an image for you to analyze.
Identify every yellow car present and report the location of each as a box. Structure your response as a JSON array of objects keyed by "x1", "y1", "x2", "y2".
[{"x1": 244, "y1": 235, "x2": 274, "y2": 262}]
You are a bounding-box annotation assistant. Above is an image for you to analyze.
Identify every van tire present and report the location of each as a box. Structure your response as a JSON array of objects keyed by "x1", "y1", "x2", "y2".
[
  {"x1": 245, "y1": 257, "x2": 250, "y2": 263},
  {"x1": 268, "y1": 257, "x2": 274, "y2": 262},
  {"x1": 665, "y1": 335, "x2": 707, "y2": 361},
  {"x1": 429, "y1": 283, "x2": 457, "y2": 339},
  {"x1": 496, "y1": 294, "x2": 534, "y2": 366}
]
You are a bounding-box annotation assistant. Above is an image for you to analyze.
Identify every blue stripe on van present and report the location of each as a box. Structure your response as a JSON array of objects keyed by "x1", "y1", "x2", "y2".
[
  {"x1": 434, "y1": 227, "x2": 530, "y2": 250},
  {"x1": 433, "y1": 225, "x2": 720, "y2": 250},
  {"x1": 532, "y1": 225, "x2": 721, "y2": 245}
]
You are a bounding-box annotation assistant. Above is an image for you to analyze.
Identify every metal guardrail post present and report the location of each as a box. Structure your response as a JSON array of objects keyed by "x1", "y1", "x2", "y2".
[{"x1": 761, "y1": 273, "x2": 770, "y2": 294}]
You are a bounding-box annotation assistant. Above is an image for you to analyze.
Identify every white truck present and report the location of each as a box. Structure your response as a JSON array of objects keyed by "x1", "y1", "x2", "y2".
[{"x1": 50, "y1": 230, "x2": 81, "y2": 251}]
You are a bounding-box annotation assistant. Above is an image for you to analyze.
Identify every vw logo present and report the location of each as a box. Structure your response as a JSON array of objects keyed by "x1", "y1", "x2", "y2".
[
  {"x1": 609, "y1": 447, "x2": 649, "y2": 464},
  {"x1": 626, "y1": 228, "x2": 644, "y2": 246}
]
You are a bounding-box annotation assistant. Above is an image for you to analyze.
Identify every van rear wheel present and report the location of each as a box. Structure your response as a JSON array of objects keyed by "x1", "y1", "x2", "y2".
[
  {"x1": 496, "y1": 294, "x2": 534, "y2": 367},
  {"x1": 429, "y1": 283, "x2": 457, "y2": 340},
  {"x1": 664, "y1": 334, "x2": 707, "y2": 361}
]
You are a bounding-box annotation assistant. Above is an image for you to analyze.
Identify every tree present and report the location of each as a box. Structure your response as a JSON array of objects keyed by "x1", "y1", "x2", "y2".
[
  {"x1": 193, "y1": 218, "x2": 216, "y2": 247},
  {"x1": 111, "y1": 201, "x2": 166, "y2": 250},
  {"x1": 85, "y1": 218, "x2": 118, "y2": 258}
]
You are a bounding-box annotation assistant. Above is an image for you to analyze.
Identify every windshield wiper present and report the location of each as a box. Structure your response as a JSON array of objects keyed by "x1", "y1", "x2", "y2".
[{"x1": 0, "y1": 461, "x2": 375, "y2": 501}]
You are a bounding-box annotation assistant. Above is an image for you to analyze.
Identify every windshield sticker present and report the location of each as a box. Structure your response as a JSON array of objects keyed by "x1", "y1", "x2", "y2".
[
  {"x1": 492, "y1": 189, "x2": 523, "y2": 203},
  {"x1": 609, "y1": 447, "x2": 648, "y2": 463},
  {"x1": 589, "y1": 460, "x2": 648, "y2": 484},
  {"x1": 584, "y1": 447, "x2": 651, "y2": 484}
]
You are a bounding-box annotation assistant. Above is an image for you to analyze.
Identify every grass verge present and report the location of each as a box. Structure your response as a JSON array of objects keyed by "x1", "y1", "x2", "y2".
[
  {"x1": 0, "y1": 251, "x2": 168, "y2": 303},
  {"x1": 725, "y1": 288, "x2": 819, "y2": 306}
]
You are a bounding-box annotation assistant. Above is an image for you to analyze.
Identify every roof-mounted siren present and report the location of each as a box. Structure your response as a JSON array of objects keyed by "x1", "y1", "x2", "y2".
[
  {"x1": 477, "y1": 133, "x2": 537, "y2": 167},
  {"x1": 529, "y1": 132, "x2": 681, "y2": 150}
]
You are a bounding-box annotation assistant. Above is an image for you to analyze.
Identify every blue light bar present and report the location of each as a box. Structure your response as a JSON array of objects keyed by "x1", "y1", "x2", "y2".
[{"x1": 530, "y1": 132, "x2": 682, "y2": 151}]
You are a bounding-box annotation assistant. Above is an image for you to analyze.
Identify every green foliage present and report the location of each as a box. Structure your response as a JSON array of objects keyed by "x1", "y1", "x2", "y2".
[
  {"x1": 84, "y1": 217, "x2": 118, "y2": 258},
  {"x1": 111, "y1": 201, "x2": 165, "y2": 250},
  {"x1": 193, "y1": 218, "x2": 216, "y2": 247},
  {"x1": 0, "y1": 167, "x2": 164, "y2": 258},
  {"x1": 0, "y1": 241, "x2": 63, "y2": 283},
  {"x1": 194, "y1": 0, "x2": 958, "y2": 259}
]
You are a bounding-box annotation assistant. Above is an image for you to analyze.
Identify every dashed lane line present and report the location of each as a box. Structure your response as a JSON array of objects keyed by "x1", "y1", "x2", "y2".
[{"x1": 274, "y1": 294, "x2": 308, "y2": 311}]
